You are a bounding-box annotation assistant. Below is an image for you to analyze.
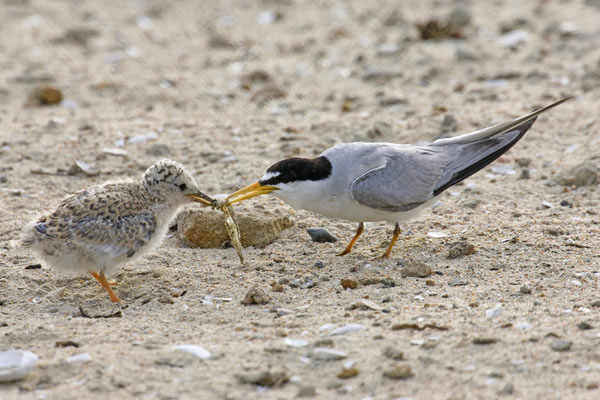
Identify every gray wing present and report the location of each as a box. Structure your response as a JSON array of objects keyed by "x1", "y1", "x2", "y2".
[
  {"x1": 71, "y1": 212, "x2": 157, "y2": 259},
  {"x1": 350, "y1": 147, "x2": 454, "y2": 212}
]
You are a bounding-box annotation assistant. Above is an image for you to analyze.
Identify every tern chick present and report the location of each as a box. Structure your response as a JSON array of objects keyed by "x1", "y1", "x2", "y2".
[
  {"x1": 227, "y1": 98, "x2": 571, "y2": 258},
  {"x1": 20, "y1": 159, "x2": 212, "y2": 302}
]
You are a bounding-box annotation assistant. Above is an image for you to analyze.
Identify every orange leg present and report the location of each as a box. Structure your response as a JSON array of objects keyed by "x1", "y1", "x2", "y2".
[
  {"x1": 379, "y1": 223, "x2": 401, "y2": 259},
  {"x1": 337, "y1": 222, "x2": 364, "y2": 256},
  {"x1": 90, "y1": 271, "x2": 121, "y2": 303}
]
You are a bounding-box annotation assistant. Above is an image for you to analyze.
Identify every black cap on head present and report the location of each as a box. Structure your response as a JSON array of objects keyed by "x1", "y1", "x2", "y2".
[{"x1": 260, "y1": 156, "x2": 332, "y2": 185}]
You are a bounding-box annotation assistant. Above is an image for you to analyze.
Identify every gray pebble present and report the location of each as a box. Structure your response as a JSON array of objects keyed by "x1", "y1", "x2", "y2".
[
  {"x1": 554, "y1": 161, "x2": 598, "y2": 187},
  {"x1": 550, "y1": 339, "x2": 572, "y2": 352},
  {"x1": 401, "y1": 260, "x2": 432, "y2": 278},
  {"x1": 236, "y1": 368, "x2": 289, "y2": 386},
  {"x1": 472, "y1": 337, "x2": 498, "y2": 345},
  {"x1": 456, "y1": 44, "x2": 479, "y2": 62},
  {"x1": 448, "y1": 279, "x2": 468, "y2": 287},
  {"x1": 447, "y1": 240, "x2": 476, "y2": 259},
  {"x1": 145, "y1": 143, "x2": 172, "y2": 157},
  {"x1": 499, "y1": 382, "x2": 515, "y2": 395},
  {"x1": 314, "y1": 261, "x2": 325, "y2": 269},
  {"x1": 520, "y1": 285, "x2": 532, "y2": 294},
  {"x1": 383, "y1": 364, "x2": 414, "y2": 379},
  {"x1": 306, "y1": 228, "x2": 338, "y2": 243},
  {"x1": 297, "y1": 385, "x2": 316, "y2": 397},
  {"x1": 382, "y1": 346, "x2": 404, "y2": 360},
  {"x1": 240, "y1": 287, "x2": 270, "y2": 305},
  {"x1": 577, "y1": 321, "x2": 593, "y2": 330},
  {"x1": 366, "y1": 121, "x2": 392, "y2": 138},
  {"x1": 447, "y1": 3, "x2": 472, "y2": 27},
  {"x1": 440, "y1": 113, "x2": 458, "y2": 135},
  {"x1": 289, "y1": 279, "x2": 302, "y2": 288},
  {"x1": 591, "y1": 300, "x2": 600, "y2": 307}
]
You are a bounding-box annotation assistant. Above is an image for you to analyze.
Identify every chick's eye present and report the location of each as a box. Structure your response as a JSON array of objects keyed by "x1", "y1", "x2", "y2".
[{"x1": 179, "y1": 184, "x2": 187, "y2": 191}]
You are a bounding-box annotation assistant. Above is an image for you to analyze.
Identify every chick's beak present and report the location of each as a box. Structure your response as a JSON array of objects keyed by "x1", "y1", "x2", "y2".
[
  {"x1": 185, "y1": 192, "x2": 214, "y2": 206},
  {"x1": 226, "y1": 182, "x2": 279, "y2": 205}
]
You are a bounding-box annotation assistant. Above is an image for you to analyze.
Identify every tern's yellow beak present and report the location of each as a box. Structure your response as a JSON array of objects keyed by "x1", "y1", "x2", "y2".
[
  {"x1": 226, "y1": 182, "x2": 279, "y2": 205},
  {"x1": 185, "y1": 192, "x2": 214, "y2": 206}
]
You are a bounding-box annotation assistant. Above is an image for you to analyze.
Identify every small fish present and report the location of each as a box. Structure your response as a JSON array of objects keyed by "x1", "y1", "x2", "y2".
[{"x1": 213, "y1": 200, "x2": 244, "y2": 264}]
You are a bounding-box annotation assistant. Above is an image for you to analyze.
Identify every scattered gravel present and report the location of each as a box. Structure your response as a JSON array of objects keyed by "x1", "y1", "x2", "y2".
[{"x1": 306, "y1": 228, "x2": 338, "y2": 243}]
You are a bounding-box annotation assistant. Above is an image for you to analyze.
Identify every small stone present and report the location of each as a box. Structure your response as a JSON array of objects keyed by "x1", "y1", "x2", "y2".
[
  {"x1": 591, "y1": 300, "x2": 600, "y2": 308},
  {"x1": 401, "y1": 260, "x2": 432, "y2": 278},
  {"x1": 455, "y1": 44, "x2": 479, "y2": 61},
  {"x1": 519, "y1": 285, "x2": 532, "y2": 294},
  {"x1": 314, "y1": 338, "x2": 334, "y2": 347},
  {"x1": 236, "y1": 368, "x2": 289, "y2": 386},
  {"x1": 240, "y1": 287, "x2": 270, "y2": 305},
  {"x1": 472, "y1": 337, "x2": 498, "y2": 345},
  {"x1": 306, "y1": 228, "x2": 337, "y2": 243},
  {"x1": 560, "y1": 200, "x2": 572, "y2": 207},
  {"x1": 208, "y1": 30, "x2": 236, "y2": 48},
  {"x1": 178, "y1": 208, "x2": 293, "y2": 249},
  {"x1": 289, "y1": 279, "x2": 302, "y2": 288},
  {"x1": 440, "y1": 113, "x2": 458, "y2": 134},
  {"x1": 383, "y1": 364, "x2": 414, "y2": 380},
  {"x1": 341, "y1": 279, "x2": 358, "y2": 289},
  {"x1": 337, "y1": 367, "x2": 359, "y2": 379},
  {"x1": 447, "y1": 240, "x2": 476, "y2": 259},
  {"x1": 554, "y1": 162, "x2": 598, "y2": 187},
  {"x1": 485, "y1": 304, "x2": 503, "y2": 319},
  {"x1": 277, "y1": 308, "x2": 293, "y2": 316},
  {"x1": 366, "y1": 121, "x2": 392, "y2": 138},
  {"x1": 297, "y1": 385, "x2": 317, "y2": 397},
  {"x1": 383, "y1": 346, "x2": 404, "y2": 360},
  {"x1": 550, "y1": 339, "x2": 572, "y2": 352},
  {"x1": 499, "y1": 382, "x2": 515, "y2": 395},
  {"x1": 314, "y1": 261, "x2": 325, "y2": 269},
  {"x1": 359, "y1": 276, "x2": 383, "y2": 285},
  {"x1": 145, "y1": 143, "x2": 172, "y2": 157},
  {"x1": 251, "y1": 84, "x2": 286, "y2": 105},
  {"x1": 25, "y1": 86, "x2": 63, "y2": 106},
  {"x1": 577, "y1": 321, "x2": 593, "y2": 330},
  {"x1": 240, "y1": 70, "x2": 271, "y2": 90},
  {"x1": 448, "y1": 279, "x2": 468, "y2": 287},
  {"x1": 498, "y1": 29, "x2": 530, "y2": 48},
  {"x1": 157, "y1": 296, "x2": 175, "y2": 304},
  {"x1": 311, "y1": 348, "x2": 347, "y2": 361},
  {"x1": 271, "y1": 282, "x2": 284, "y2": 292},
  {"x1": 447, "y1": 3, "x2": 472, "y2": 28}
]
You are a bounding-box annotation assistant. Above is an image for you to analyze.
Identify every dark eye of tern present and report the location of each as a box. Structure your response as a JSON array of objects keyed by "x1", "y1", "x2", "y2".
[{"x1": 179, "y1": 184, "x2": 187, "y2": 191}]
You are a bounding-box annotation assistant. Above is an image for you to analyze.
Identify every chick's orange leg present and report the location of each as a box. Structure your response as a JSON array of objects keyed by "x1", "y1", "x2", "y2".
[
  {"x1": 337, "y1": 222, "x2": 364, "y2": 256},
  {"x1": 90, "y1": 271, "x2": 121, "y2": 302}
]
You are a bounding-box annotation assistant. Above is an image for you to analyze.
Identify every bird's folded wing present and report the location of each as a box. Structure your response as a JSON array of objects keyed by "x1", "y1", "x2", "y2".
[
  {"x1": 350, "y1": 147, "x2": 451, "y2": 212},
  {"x1": 70, "y1": 212, "x2": 157, "y2": 259}
]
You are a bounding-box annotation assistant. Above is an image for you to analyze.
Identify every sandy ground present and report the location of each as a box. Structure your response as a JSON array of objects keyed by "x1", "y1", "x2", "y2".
[{"x1": 1, "y1": 0, "x2": 599, "y2": 399}]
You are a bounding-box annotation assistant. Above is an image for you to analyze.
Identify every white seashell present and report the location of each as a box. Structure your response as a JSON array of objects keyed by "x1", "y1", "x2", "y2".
[
  {"x1": 171, "y1": 345, "x2": 211, "y2": 360},
  {"x1": 427, "y1": 231, "x2": 450, "y2": 238},
  {"x1": 66, "y1": 353, "x2": 91, "y2": 363},
  {"x1": 284, "y1": 338, "x2": 309, "y2": 348},
  {"x1": 0, "y1": 349, "x2": 38, "y2": 382},
  {"x1": 330, "y1": 323, "x2": 365, "y2": 335}
]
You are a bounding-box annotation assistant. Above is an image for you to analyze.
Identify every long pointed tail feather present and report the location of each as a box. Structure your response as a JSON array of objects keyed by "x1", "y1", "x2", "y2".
[
  {"x1": 431, "y1": 97, "x2": 571, "y2": 197},
  {"x1": 433, "y1": 97, "x2": 572, "y2": 146}
]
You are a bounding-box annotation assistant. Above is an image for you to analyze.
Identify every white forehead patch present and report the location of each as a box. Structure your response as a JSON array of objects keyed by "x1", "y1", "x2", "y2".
[{"x1": 260, "y1": 171, "x2": 280, "y2": 182}]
